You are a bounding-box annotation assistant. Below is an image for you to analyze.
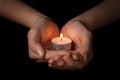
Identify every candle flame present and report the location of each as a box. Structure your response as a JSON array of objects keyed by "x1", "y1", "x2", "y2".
[{"x1": 60, "y1": 33, "x2": 63, "y2": 41}]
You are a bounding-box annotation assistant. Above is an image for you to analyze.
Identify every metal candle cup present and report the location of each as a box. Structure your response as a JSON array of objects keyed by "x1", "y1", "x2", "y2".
[{"x1": 51, "y1": 33, "x2": 72, "y2": 50}]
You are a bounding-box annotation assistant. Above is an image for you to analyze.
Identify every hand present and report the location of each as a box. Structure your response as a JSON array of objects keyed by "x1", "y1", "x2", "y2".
[
  {"x1": 27, "y1": 17, "x2": 59, "y2": 62},
  {"x1": 48, "y1": 19, "x2": 93, "y2": 70}
]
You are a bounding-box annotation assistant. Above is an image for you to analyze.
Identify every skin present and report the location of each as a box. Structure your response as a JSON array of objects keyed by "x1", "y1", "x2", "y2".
[
  {"x1": 0, "y1": 0, "x2": 60, "y2": 62},
  {"x1": 0, "y1": 0, "x2": 120, "y2": 70},
  {"x1": 48, "y1": 0, "x2": 120, "y2": 69},
  {"x1": 48, "y1": 20, "x2": 93, "y2": 70}
]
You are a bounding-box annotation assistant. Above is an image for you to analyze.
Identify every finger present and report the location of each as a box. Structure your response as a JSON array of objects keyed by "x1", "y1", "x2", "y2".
[
  {"x1": 72, "y1": 53, "x2": 79, "y2": 61},
  {"x1": 29, "y1": 49, "x2": 41, "y2": 59},
  {"x1": 70, "y1": 51, "x2": 79, "y2": 61},
  {"x1": 45, "y1": 50, "x2": 69, "y2": 60},
  {"x1": 74, "y1": 41, "x2": 89, "y2": 62},
  {"x1": 48, "y1": 56, "x2": 65, "y2": 68},
  {"x1": 28, "y1": 29, "x2": 45, "y2": 58},
  {"x1": 45, "y1": 50, "x2": 76, "y2": 69},
  {"x1": 29, "y1": 43, "x2": 45, "y2": 58},
  {"x1": 63, "y1": 54, "x2": 74, "y2": 67},
  {"x1": 76, "y1": 46, "x2": 91, "y2": 62},
  {"x1": 53, "y1": 56, "x2": 65, "y2": 66},
  {"x1": 80, "y1": 33, "x2": 93, "y2": 61},
  {"x1": 57, "y1": 58, "x2": 65, "y2": 66},
  {"x1": 48, "y1": 58, "x2": 54, "y2": 64},
  {"x1": 46, "y1": 50, "x2": 69, "y2": 69},
  {"x1": 48, "y1": 63, "x2": 52, "y2": 67},
  {"x1": 49, "y1": 61, "x2": 66, "y2": 70},
  {"x1": 48, "y1": 58, "x2": 56, "y2": 66}
]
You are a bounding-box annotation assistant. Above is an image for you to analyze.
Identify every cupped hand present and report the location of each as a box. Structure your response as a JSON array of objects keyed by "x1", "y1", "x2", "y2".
[
  {"x1": 27, "y1": 17, "x2": 59, "y2": 62},
  {"x1": 48, "y1": 19, "x2": 93, "y2": 70}
]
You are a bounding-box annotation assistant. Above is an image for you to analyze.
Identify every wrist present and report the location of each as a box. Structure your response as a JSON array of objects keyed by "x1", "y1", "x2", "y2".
[
  {"x1": 28, "y1": 15, "x2": 52, "y2": 29},
  {"x1": 70, "y1": 19, "x2": 93, "y2": 39}
]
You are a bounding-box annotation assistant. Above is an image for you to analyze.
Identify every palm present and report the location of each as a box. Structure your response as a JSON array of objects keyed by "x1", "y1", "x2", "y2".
[
  {"x1": 27, "y1": 20, "x2": 59, "y2": 61},
  {"x1": 61, "y1": 21, "x2": 93, "y2": 69},
  {"x1": 48, "y1": 21, "x2": 93, "y2": 70}
]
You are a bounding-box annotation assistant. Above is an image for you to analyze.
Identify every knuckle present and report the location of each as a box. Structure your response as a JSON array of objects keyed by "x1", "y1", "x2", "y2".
[
  {"x1": 59, "y1": 61, "x2": 64, "y2": 66},
  {"x1": 55, "y1": 56, "x2": 61, "y2": 60},
  {"x1": 63, "y1": 55, "x2": 68, "y2": 60}
]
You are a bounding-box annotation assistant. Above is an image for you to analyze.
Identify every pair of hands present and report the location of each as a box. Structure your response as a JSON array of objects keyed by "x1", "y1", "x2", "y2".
[{"x1": 27, "y1": 16, "x2": 93, "y2": 70}]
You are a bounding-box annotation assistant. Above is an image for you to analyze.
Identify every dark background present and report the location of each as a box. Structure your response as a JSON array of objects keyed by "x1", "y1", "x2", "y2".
[{"x1": 0, "y1": 0, "x2": 119, "y2": 79}]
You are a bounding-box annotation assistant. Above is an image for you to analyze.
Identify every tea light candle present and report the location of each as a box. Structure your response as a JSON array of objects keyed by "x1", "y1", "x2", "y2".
[{"x1": 51, "y1": 33, "x2": 72, "y2": 50}]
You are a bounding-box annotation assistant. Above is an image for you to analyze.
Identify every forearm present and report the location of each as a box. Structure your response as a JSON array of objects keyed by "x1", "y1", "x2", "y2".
[
  {"x1": 75, "y1": 0, "x2": 120, "y2": 31},
  {"x1": 0, "y1": 0, "x2": 47, "y2": 28}
]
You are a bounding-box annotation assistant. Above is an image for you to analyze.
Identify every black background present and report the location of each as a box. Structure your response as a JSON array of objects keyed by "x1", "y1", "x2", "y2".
[{"x1": 0, "y1": 0, "x2": 119, "y2": 79}]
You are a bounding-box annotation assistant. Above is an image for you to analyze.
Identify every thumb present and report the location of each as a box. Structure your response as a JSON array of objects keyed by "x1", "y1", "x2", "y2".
[
  {"x1": 30, "y1": 42, "x2": 45, "y2": 58},
  {"x1": 28, "y1": 29, "x2": 45, "y2": 59},
  {"x1": 34, "y1": 43, "x2": 45, "y2": 58}
]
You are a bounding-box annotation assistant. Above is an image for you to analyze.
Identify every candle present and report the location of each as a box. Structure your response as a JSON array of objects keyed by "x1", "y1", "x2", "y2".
[{"x1": 51, "y1": 33, "x2": 72, "y2": 50}]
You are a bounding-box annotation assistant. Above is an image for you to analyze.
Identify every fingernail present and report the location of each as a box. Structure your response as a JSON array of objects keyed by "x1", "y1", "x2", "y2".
[
  {"x1": 49, "y1": 64, "x2": 52, "y2": 67},
  {"x1": 37, "y1": 50, "x2": 42, "y2": 57}
]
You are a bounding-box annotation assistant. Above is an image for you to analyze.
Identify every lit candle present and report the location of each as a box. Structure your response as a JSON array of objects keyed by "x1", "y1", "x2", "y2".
[{"x1": 51, "y1": 33, "x2": 72, "y2": 50}]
